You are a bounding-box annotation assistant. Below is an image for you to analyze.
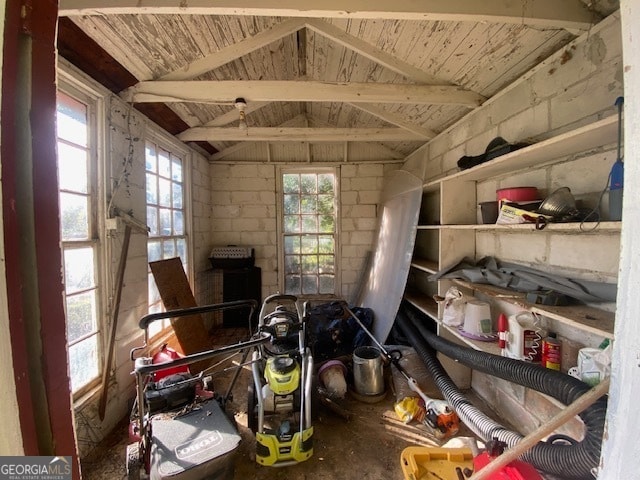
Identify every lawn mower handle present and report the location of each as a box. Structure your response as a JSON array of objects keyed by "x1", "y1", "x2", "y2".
[{"x1": 138, "y1": 299, "x2": 258, "y2": 330}]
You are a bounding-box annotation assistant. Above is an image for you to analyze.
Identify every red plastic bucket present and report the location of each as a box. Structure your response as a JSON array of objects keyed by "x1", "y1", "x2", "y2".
[{"x1": 496, "y1": 187, "x2": 539, "y2": 203}]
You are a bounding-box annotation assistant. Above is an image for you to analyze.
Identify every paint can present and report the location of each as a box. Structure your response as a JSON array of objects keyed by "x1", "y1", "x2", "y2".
[{"x1": 541, "y1": 333, "x2": 561, "y2": 371}]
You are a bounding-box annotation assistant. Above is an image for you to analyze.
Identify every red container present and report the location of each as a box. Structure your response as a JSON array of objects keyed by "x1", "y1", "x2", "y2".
[
  {"x1": 474, "y1": 452, "x2": 543, "y2": 480},
  {"x1": 152, "y1": 344, "x2": 190, "y2": 380},
  {"x1": 542, "y1": 334, "x2": 561, "y2": 371},
  {"x1": 496, "y1": 187, "x2": 539, "y2": 203}
]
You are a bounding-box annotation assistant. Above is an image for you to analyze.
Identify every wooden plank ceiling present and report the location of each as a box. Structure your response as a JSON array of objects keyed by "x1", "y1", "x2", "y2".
[{"x1": 57, "y1": 1, "x2": 618, "y2": 162}]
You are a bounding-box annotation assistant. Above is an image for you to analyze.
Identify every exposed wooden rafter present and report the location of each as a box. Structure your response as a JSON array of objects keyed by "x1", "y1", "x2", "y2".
[
  {"x1": 122, "y1": 80, "x2": 485, "y2": 106},
  {"x1": 58, "y1": 0, "x2": 598, "y2": 31},
  {"x1": 346, "y1": 103, "x2": 436, "y2": 139},
  {"x1": 304, "y1": 19, "x2": 442, "y2": 85},
  {"x1": 208, "y1": 113, "x2": 307, "y2": 161},
  {"x1": 178, "y1": 126, "x2": 423, "y2": 142},
  {"x1": 203, "y1": 102, "x2": 271, "y2": 127},
  {"x1": 159, "y1": 18, "x2": 306, "y2": 81}
]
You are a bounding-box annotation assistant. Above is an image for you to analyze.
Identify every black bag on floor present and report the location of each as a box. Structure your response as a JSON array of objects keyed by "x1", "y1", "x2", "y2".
[{"x1": 307, "y1": 301, "x2": 374, "y2": 362}]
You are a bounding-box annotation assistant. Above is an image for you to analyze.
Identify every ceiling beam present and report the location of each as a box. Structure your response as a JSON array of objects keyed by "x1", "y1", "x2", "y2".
[
  {"x1": 209, "y1": 113, "x2": 307, "y2": 160},
  {"x1": 346, "y1": 102, "x2": 436, "y2": 139},
  {"x1": 178, "y1": 127, "x2": 423, "y2": 142},
  {"x1": 305, "y1": 19, "x2": 441, "y2": 85},
  {"x1": 203, "y1": 101, "x2": 271, "y2": 127},
  {"x1": 159, "y1": 18, "x2": 306, "y2": 81},
  {"x1": 122, "y1": 80, "x2": 485, "y2": 106},
  {"x1": 58, "y1": 0, "x2": 597, "y2": 31}
]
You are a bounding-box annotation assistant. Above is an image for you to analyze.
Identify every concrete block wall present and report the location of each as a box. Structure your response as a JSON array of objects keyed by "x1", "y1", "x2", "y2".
[
  {"x1": 401, "y1": 12, "x2": 622, "y2": 438},
  {"x1": 209, "y1": 162, "x2": 399, "y2": 305}
]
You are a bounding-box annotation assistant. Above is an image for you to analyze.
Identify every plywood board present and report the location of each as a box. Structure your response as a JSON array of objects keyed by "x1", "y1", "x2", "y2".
[{"x1": 149, "y1": 258, "x2": 213, "y2": 372}]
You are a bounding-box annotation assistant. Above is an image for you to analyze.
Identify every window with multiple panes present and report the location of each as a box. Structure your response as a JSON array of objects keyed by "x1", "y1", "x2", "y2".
[
  {"x1": 145, "y1": 139, "x2": 188, "y2": 336},
  {"x1": 281, "y1": 170, "x2": 337, "y2": 296},
  {"x1": 56, "y1": 90, "x2": 102, "y2": 395}
]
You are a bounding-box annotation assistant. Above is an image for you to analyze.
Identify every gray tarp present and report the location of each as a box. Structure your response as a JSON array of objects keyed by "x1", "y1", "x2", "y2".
[{"x1": 429, "y1": 256, "x2": 617, "y2": 303}]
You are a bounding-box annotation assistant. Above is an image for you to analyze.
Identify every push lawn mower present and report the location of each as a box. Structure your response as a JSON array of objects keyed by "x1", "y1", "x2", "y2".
[
  {"x1": 247, "y1": 294, "x2": 314, "y2": 466},
  {"x1": 126, "y1": 300, "x2": 270, "y2": 480}
]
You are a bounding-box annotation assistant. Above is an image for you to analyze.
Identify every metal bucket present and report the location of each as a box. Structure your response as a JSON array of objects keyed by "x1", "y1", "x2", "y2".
[{"x1": 353, "y1": 346, "x2": 384, "y2": 395}]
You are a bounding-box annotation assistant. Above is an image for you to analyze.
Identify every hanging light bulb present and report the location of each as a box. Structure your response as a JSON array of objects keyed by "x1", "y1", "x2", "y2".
[{"x1": 234, "y1": 98, "x2": 248, "y2": 131}]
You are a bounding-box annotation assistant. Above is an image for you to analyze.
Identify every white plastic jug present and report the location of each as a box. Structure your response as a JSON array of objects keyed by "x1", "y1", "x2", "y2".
[{"x1": 505, "y1": 312, "x2": 542, "y2": 362}]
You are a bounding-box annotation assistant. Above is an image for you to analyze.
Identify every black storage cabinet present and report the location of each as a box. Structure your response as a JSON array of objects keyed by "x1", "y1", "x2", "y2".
[{"x1": 221, "y1": 266, "x2": 261, "y2": 328}]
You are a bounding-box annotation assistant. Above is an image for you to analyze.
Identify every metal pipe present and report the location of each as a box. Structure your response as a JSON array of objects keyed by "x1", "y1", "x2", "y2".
[
  {"x1": 304, "y1": 349, "x2": 314, "y2": 428},
  {"x1": 252, "y1": 349, "x2": 265, "y2": 432}
]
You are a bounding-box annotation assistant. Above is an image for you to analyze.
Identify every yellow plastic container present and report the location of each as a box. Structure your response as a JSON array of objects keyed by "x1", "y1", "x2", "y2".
[{"x1": 400, "y1": 446, "x2": 474, "y2": 480}]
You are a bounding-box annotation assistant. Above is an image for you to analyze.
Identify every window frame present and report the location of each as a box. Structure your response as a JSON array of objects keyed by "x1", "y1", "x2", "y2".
[
  {"x1": 277, "y1": 166, "x2": 340, "y2": 299},
  {"x1": 144, "y1": 132, "x2": 193, "y2": 337},
  {"x1": 56, "y1": 72, "x2": 107, "y2": 400}
]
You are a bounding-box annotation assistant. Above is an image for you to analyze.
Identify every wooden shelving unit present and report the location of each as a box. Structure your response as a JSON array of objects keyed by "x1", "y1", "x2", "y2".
[{"x1": 403, "y1": 115, "x2": 620, "y2": 376}]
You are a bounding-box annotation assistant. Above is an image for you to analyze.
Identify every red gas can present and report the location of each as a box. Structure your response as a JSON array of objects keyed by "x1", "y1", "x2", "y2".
[
  {"x1": 152, "y1": 344, "x2": 190, "y2": 381},
  {"x1": 473, "y1": 440, "x2": 543, "y2": 480}
]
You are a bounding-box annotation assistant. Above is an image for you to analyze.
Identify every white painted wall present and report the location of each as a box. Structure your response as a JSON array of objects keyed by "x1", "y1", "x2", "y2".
[
  {"x1": 0, "y1": 0, "x2": 25, "y2": 456},
  {"x1": 598, "y1": 1, "x2": 640, "y2": 477},
  {"x1": 402, "y1": 11, "x2": 623, "y2": 436},
  {"x1": 209, "y1": 161, "x2": 399, "y2": 304}
]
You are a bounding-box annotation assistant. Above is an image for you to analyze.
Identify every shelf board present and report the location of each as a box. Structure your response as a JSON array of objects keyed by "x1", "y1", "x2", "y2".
[
  {"x1": 410, "y1": 257, "x2": 438, "y2": 274},
  {"x1": 453, "y1": 280, "x2": 615, "y2": 339},
  {"x1": 404, "y1": 291, "x2": 438, "y2": 320},
  {"x1": 417, "y1": 221, "x2": 621, "y2": 233},
  {"x1": 440, "y1": 324, "x2": 502, "y2": 356},
  {"x1": 404, "y1": 291, "x2": 502, "y2": 355},
  {"x1": 423, "y1": 115, "x2": 618, "y2": 189}
]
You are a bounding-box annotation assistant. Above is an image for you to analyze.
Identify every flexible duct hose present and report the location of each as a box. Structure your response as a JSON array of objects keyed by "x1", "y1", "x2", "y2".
[{"x1": 396, "y1": 304, "x2": 607, "y2": 480}]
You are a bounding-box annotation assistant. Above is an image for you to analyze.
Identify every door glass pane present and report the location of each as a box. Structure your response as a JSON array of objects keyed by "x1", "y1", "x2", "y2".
[
  {"x1": 60, "y1": 192, "x2": 89, "y2": 240},
  {"x1": 69, "y1": 335, "x2": 99, "y2": 392},
  {"x1": 66, "y1": 291, "x2": 97, "y2": 343}
]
